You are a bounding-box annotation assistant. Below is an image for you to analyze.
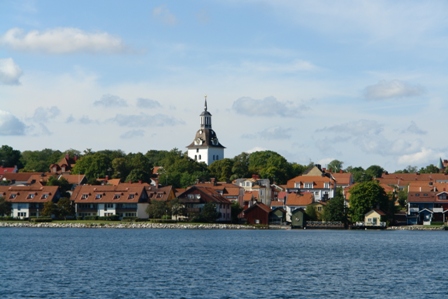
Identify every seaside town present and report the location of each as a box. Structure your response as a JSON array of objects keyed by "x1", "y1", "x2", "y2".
[{"x1": 1, "y1": 100, "x2": 447, "y2": 230}]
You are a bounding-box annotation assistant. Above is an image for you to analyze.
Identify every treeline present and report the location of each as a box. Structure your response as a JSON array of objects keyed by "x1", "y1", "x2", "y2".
[{"x1": 0, "y1": 145, "x2": 443, "y2": 188}]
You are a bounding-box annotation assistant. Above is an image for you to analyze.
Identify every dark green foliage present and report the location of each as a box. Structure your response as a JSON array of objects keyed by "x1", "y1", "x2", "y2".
[
  {"x1": 327, "y1": 160, "x2": 343, "y2": 173},
  {"x1": 146, "y1": 200, "x2": 169, "y2": 219},
  {"x1": 249, "y1": 150, "x2": 292, "y2": 184},
  {"x1": 20, "y1": 149, "x2": 62, "y2": 172},
  {"x1": 208, "y1": 158, "x2": 234, "y2": 182},
  {"x1": 0, "y1": 196, "x2": 12, "y2": 216},
  {"x1": 46, "y1": 176, "x2": 71, "y2": 197},
  {"x1": 41, "y1": 201, "x2": 56, "y2": 217},
  {"x1": 56, "y1": 198, "x2": 75, "y2": 220},
  {"x1": 346, "y1": 166, "x2": 372, "y2": 183},
  {"x1": 29, "y1": 218, "x2": 53, "y2": 223},
  {"x1": 305, "y1": 205, "x2": 317, "y2": 221},
  {"x1": 365, "y1": 165, "x2": 384, "y2": 179},
  {"x1": 349, "y1": 181, "x2": 390, "y2": 222},
  {"x1": 231, "y1": 201, "x2": 243, "y2": 224},
  {"x1": 419, "y1": 164, "x2": 440, "y2": 174},
  {"x1": 230, "y1": 152, "x2": 251, "y2": 180},
  {"x1": 322, "y1": 188, "x2": 346, "y2": 222},
  {"x1": 192, "y1": 202, "x2": 220, "y2": 223},
  {"x1": 0, "y1": 145, "x2": 23, "y2": 168}
]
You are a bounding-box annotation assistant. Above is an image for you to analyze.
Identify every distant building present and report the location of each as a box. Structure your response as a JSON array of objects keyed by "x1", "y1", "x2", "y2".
[{"x1": 186, "y1": 97, "x2": 225, "y2": 165}]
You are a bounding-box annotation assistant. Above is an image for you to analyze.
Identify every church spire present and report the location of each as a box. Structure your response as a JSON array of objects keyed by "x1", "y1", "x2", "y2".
[{"x1": 204, "y1": 95, "x2": 208, "y2": 111}]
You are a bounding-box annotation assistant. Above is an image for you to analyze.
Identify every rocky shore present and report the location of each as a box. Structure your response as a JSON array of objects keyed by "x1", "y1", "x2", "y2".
[{"x1": 0, "y1": 222, "x2": 274, "y2": 229}]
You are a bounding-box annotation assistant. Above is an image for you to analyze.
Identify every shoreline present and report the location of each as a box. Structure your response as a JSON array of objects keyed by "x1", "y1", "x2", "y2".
[{"x1": 0, "y1": 222, "x2": 446, "y2": 230}]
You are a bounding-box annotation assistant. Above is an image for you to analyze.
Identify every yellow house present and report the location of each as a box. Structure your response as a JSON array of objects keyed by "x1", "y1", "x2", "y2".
[{"x1": 364, "y1": 209, "x2": 387, "y2": 227}]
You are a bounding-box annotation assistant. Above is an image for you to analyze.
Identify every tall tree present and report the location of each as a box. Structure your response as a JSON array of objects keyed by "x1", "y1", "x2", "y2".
[
  {"x1": 0, "y1": 145, "x2": 22, "y2": 168},
  {"x1": 231, "y1": 152, "x2": 250, "y2": 180},
  {"x1": 41, "y1": 201, "x2": 56, "y2": 217},
  {"x1": 146, "y1": 200, "x2": 169, "y2": 219},
  {"x1": 322, "y1": 188, "x2": 346, "y2": 222},
  {"x1": 349, "y1": 181, "x2": 389, "y2": 222},
  {"x1": 56, "y1": 198, "x2": 75, "y2": 220},
  {"x1": 20, "y1": 149, "x2": 62, "y2": 172},
  {"x1": 365, "y1": 165, "x2": 384, "y2": 179},
  {"x1": 0, "y1": 196, "x2": 12, "y2": 216},
  {"x1": 208, "y1": 158, "x2": 233, "y2": 182}
]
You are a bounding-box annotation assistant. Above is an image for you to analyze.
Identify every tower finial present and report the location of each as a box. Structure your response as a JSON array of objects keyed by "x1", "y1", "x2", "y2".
[{"x1": 204, "y1": 95, "x2": 207, "y2": 111}]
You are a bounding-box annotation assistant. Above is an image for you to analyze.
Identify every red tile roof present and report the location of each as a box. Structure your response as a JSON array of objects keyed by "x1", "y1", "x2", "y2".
[
  {"x1": 71, "y1": 185, "x2": 147, "y2": 203},
  {"x1": 0, "y1": 185, "x2": 59, "y2": 203},
  {"x1": 286, "y1": 192, "x2": 314, "y2": 206}
]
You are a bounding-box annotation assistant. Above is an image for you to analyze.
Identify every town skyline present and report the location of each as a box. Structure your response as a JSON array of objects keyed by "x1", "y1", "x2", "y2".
[{"x1": 1, "y1": 1, "x2": 447, "y2": 172}]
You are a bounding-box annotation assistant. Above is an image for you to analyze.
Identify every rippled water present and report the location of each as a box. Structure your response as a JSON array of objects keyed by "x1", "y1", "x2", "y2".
[{"x1": 1, "y1": 228, "x2": 448, "y2": 298}]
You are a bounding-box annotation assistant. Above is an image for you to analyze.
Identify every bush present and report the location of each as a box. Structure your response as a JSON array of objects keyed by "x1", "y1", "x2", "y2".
[
  {"x1": 121, "y1": 217, "x2": 138, "y2": 222},
  {"x1": 98, "y1": 215, "x2": 120, "y2": 221},
  {"x1": 29, "y1": 217, "x2": 53, "y2": 223},
  {"x1": 83, "y1": 216, "x2": 99, "y2": 221},
  {"x1": 0, "y1": 216, "x2": 17, "y2": 221}
]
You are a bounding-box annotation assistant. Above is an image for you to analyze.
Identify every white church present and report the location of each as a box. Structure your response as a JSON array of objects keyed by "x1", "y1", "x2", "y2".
[{"x1": 186, "y1": 98, "x2": 225, "y2": 165}]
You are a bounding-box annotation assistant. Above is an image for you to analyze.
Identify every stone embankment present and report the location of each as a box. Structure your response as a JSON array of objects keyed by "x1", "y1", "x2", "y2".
[
  {"x1": 387, "y1": 225, "x2": 446, "y2": 231},
  {"x1": 0, "y1": 222, "x2": 275, "y2": 229}
]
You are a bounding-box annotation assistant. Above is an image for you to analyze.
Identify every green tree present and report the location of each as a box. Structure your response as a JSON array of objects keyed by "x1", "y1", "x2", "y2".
[
  {"x1": 46, "y1": 176, "x2": 71, "y2": 197},
  {"x1": 365, "y1": 165, "x2": 384, "y2": 179},
  {"x1": 0, "y1": 145, "x2": 22, "y2": 168},
  {"x1": 419, "y1": 164, "x2": 440, "y2": 174},
  {"x1": 231, "y1": 201, "x2": 243, "y2": 224},
  {"x1": 327, "y1": 159, "x2": 343, "y2": 173},
  {"x1": 0, "y1": 196, "x2": 12, "y2": 216},
  {"x1": 168, "y1": 198, "x2": 186, "y2": 220},
  {"x1": 322, "y1": 188, "x2": 346, "y2": 222},
  {"x1": 21, "y1": 149, "x2": 62, "y2": 172},
  {"x1": 56, "y1": 198, "x2": 74, "y2": 220},
  {"x1": 71, "y1": 152, "x2": 113, "y2": 180},
  {"x1": 305, "y1": 205, "x2": 318, "y2": 221},
  {"x1": 208, "y1": 158, "x2": 233, "y2": 182},
  {"x1": 346, "y1": 166, "x2": 372, "y2": 183},
  {"x1": 146, "y1": 200, "x2": 169, "y2": 219},
  {"x1": 397, "y1": 189, "x2": 408, "y2": 208},
  {"x1": 248, "y1": 150, "x2": 292, "y2": 184},
  {"x1": 231, "y1": 152, "x2": 251, "y2": 180},
  {"x1": 41, "y1": 201, "x2": 56, "y2": 217},
  {"x1": 349, "y1": 181, "x2": 389, "y2": 222}
]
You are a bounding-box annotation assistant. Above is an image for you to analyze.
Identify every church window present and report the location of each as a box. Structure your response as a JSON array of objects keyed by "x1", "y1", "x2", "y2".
[
  {"x1": 199, "y1": 155, "x2": 201, "y2": 160},
  {"x1": 196, "y1": 148, "x2": 199, "y2": 153}
]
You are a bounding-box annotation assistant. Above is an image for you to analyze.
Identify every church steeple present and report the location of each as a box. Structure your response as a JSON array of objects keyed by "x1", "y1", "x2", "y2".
[
  {"x1": 187, "y1": 97, "x2": 225, "y2": 165},
  {"x1": 200, "y1": 95, "x2": 212, "y2": 129}
]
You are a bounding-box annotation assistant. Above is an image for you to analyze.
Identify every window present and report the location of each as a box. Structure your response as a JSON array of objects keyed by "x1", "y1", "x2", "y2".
[
  {"x1": 41, "y1": 194, "x2": 48, "y2": 199},
  {"x1": 213, "y1": 155, "x2": 215, "y2": 160},
  {"x1": 304, "y1": 183, "x2": 313, "y2": 188},
  {"x1": 294, "y1": 183, "x2": 300, "y2": 188},
  {"x1": 95, "y1": 194, "x2": 102, "y2": 199},
  {"x1": 199, "y1": 155, "x2": 201, "y2": 160},
  {"x1": 324, "y1": 183, "x2": 330, "y2": 188},
  {"x1": 27, "y1": 193, "x2": 35, "y2": 199},
  {"x1": 317, "y1": 206, "x2": 322, "y2": 212},
  {"x1": 106, "y1": 203, "x2": 114, "y2": 208},
  {"x1": 128, "y1": 194, "x2": 135, "y2": 200},
  {"x1": 81, "y1": 194, "x2": 89, "y2": 200},
  {"x1": 9, "y1": 193, "x2": 17, "y2": 199},
  {"x1": 113, "y1": 194, "x2": 120, "y2": 200},
  {"x1": 216, "y1": 155, "x2": 219, "y2": 160}
]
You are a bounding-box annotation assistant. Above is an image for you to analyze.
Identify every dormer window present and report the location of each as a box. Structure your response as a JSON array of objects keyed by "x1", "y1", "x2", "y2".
[
  {"x1": 304, "y1": 183, "x2": 313, "y2": 188},
  {"x1": 95, "y1": 194, "x2": 102, "y2": 199},
  {"x1": 81, "y1": 194, "x2": 89, "y2": 200},
  {"x1": 113, "y1": 194, "x2": 120, "y2": 200},
  {"x1": 9, "y1": 193, "x2": 17, "y2": 199},
  {"x1": 27, "y1": 193, "x2": 35, "y2": 199},
  {"x1": 128, "y1": 194, "x2": 135, "y2": 199},
  {"x1": 41, "y1": 193, "x2": 48, "y2": 199}
]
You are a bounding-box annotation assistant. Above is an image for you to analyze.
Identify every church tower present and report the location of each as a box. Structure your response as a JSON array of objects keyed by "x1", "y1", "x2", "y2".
[{"x1": 186, "y1": 97, "x2": 225, "y2": 165}]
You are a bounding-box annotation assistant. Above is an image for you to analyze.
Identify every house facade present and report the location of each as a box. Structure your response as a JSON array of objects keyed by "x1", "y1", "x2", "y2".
[
  {"x1": 0, "y1": 185, "x2": 60, "y2": 218},
  {"x1": 285, "y1": 192, "x2": 313, "y2": 223},
  {"x1": 407, "y1": 191, "x2": 448, "y2": 225},
  {"x1": 234, "y1": 176, "x2": 272, "y2": 207},
  {"x1": 286, "y1": 175, "x2": 336, "y2": 202},
  {"x1": 71, "y1": 185, "x2": 149, "y2": 219},
  {"x1": 177, "y1": 185, "x2": 231, "y2": 222},
  {"x1": 244, "y1": 202, "x2": 270, "y2": 225}
]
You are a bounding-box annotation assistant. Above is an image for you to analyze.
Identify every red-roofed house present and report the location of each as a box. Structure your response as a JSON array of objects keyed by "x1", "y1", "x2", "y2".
[
  {"x1": 285, "y1": 192, "x2": 314, "y2": 223},
  {"x1": 71, "y1": 185, "x2": 149, "y2": 219},
  {"x1": 0, "y1": 185, "x2": 60, "y2": 218},
  {"x1": 244, "y1": 202, "x2": 271, "y2": 225}
]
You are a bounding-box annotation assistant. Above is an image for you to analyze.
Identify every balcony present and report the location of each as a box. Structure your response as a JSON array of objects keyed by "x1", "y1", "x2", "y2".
[{"x1": 409, "y1": 207, "x2": 420, "y2": 213}]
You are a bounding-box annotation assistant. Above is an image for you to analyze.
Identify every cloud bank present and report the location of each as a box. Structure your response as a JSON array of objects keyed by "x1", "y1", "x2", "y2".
[{"x1": 0, "y1": 27, "x2": 127, "y2": 54}]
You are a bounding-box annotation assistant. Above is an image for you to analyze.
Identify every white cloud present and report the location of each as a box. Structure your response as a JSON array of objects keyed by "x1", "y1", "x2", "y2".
[
  {"x1": 232, "y1": 96, "x2": 309, "y2": 117},
  {"x1": 120, "y1": 130, "x2": 145, "y2": 139},
  {"x1": 242, "y1": 127, "x2": 292, "y2": 140},
  {"x1": 364, "y1": 80, "x2": 425, "y2": 100},
  {"x1": 109, "y1": 113, "x2": 185, "y2": 127},
  {"x1": 0, "y1": 110, "x2": 26, "y2": 135},
  {"x1": 94, "y1": 94, "x2": 128, "y2": 108},
  {"x1": 0, "y1": 27, "x2": 127, "y2": 54},
  {"x1": 136, "y1": 98, "x2": 162, "y2": 109},
  {"x1": 398, "y1": 148, "x2": 441, "y2": 165},
  {"x1": 152, "y1": 6, "x2": 177, "y2": 25},
  {"x1": 29, "y1": 106, "x2": 60, "y2": 122},
  {"x1": 0, "y1": 58, "x2": 23, "y2": 85}
]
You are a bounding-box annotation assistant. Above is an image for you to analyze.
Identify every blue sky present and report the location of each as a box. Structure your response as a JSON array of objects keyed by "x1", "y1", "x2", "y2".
[{"x1": 1, "y1": 0, "x2": 447, "y2": 172}]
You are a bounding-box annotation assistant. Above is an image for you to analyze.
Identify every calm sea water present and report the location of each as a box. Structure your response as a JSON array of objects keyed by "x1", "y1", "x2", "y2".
[{"x1": 1, "y1": 228, "x2": 447, "y2": 299}]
